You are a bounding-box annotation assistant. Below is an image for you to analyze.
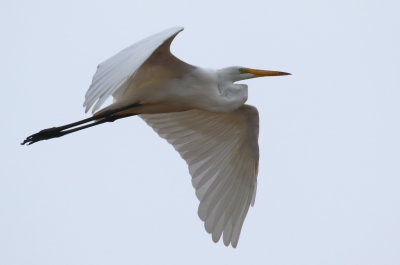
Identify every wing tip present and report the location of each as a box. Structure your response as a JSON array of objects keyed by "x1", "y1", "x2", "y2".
[
  {"x1": 163, "y1": 26, "x2": 185, "y2": 39},
  {"x1": 173, "y1": 26, "x2": 184, "y2": 32},
  {"x1": 211, "y1": 231, "x2": 238, "y2": 248}
]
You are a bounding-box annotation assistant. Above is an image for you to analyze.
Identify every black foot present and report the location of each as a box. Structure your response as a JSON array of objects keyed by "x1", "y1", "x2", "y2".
[{"x1": 21, "y1": 127, "x2": 64, "y2": 145}]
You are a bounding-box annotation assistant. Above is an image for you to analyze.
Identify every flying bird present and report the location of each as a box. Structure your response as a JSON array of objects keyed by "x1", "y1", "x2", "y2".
[{"x1": 22, "y1": 27, "x2": 290, "y2": 247}]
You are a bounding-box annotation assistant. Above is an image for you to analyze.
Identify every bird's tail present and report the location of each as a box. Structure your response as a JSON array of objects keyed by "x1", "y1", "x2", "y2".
[{"x1": 21, "y1": 103, "x2": 141, "y2": 145}]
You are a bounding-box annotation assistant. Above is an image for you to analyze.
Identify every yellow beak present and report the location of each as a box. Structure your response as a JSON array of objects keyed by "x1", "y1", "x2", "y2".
[{"x1": 241, "y1": 67, "x2": 291, "y2": 76}]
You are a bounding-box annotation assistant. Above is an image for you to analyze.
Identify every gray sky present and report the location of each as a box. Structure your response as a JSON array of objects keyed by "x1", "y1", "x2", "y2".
[{"x1": 1, "y1": 0, "x2": 399, "y2": 264}]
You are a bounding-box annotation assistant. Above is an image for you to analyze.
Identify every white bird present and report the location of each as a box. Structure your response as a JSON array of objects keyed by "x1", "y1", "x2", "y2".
[{"x1": 22, "y1": 27, "x2": 290, "y2": 247}]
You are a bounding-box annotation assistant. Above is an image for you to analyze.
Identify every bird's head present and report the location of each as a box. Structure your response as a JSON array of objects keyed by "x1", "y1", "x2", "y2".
[{"x1": 219, "y1": 66, "x2": 291, "y2": 82}]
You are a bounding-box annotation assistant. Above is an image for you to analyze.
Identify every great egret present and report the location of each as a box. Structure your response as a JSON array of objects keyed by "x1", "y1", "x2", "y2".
[{"x1": 22, "y1": 27, "x2": 290, "y2": 247}]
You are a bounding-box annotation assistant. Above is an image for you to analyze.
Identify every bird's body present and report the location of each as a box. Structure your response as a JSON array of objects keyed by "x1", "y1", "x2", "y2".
[
  {"x1": 105, "y1": 67, "x2": 247, "y2": 115},
  {"x1": 22, "y1": 27, "x2": 290, "y2": 247}
]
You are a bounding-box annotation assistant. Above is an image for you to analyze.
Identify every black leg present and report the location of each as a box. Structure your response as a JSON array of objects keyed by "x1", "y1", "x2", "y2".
[{"x1": 21, "y1": 103, "x2": 141, "y2": 145}]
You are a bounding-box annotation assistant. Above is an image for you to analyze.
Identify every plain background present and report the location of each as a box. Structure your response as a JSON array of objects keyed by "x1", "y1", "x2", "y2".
[{"x1": 1, "y1": 0, "x2": 399, "y2": 264}]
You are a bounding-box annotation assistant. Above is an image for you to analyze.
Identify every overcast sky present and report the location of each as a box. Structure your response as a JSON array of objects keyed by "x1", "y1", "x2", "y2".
[{"x1": 1, "y1": 0, "x2": 399, "y2": 264}]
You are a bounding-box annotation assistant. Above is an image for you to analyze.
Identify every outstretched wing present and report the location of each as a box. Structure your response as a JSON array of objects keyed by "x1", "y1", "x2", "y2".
[
  {"x1": 140, "y1": 105, "x2": 259, "y2": 248},
  {"x1": 84, "y1": 27, "x2": 191, "y2": 113}
]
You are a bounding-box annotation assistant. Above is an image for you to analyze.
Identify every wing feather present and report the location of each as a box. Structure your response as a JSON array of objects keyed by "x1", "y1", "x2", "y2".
[
  {"x1": 84, "y1": 27, "x2": 186, "y2": 113},
  {"x1": 140, "y1": 105, "x2": 259, "y2": 247}
]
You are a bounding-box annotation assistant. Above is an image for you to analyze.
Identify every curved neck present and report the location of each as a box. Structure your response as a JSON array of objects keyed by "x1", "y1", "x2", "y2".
[{"x1": 210, "y1": 82, "x2": 248, "y2": 112}]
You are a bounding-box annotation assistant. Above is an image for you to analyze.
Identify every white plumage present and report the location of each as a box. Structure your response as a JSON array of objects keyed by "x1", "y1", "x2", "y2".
[
  {"x1": 141, "y1": 105, "x2": 259, "y2": 247},
  {"x1": 23, "y1": 27, "x2": 290, "y2": 247},
  {"x1": 84, "y1": 27, "x2": 187, "y2": 113}
]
